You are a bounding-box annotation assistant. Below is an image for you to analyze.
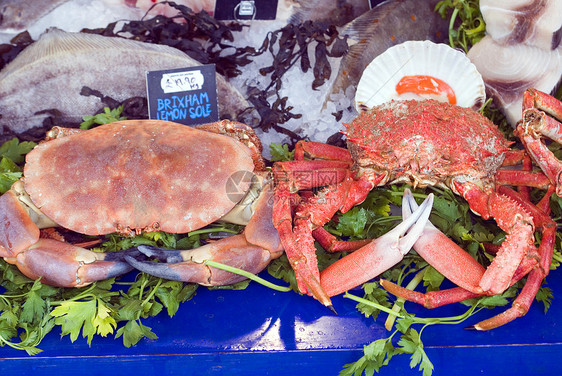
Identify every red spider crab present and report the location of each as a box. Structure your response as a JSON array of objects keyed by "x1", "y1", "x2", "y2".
[
  {"x1": 0, "y1": 119, "x2": 283, "y2": 287},
  {"x1": 273, "y1": 88, "x2": 561, "y2": 329}
]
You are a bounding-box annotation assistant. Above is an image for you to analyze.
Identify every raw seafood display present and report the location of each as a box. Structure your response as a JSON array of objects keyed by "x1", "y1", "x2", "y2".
[
  {"x1": 0, "y1": 1, "x2": 562, "y2": 375},
  {"x1": 0, "y1": 119, "x2": 282, "y2": 287},
  {"x1": 286, "y1": 0, "x2": 372, "y2": 27},
  {"x1": 0, "y1": 0, "x2": 143, "y2": 42},
  {"x1": 0, "y1": 0, "x2": 218, "y2": 42}
]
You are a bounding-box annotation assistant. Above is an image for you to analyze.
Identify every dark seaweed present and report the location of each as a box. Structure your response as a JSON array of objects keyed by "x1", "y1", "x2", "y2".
[
  {"x1": 256, "y1": 21, "x2": 347, "y2": 92},
  {"x1": 0, "y1": 31, "x2": 33, "y2": 70},
  {"x1": 246, "y1": 21, "x2": 348, "y2": 145},
  {"x1": 83, "y1": 1, "x2": 254, "y2": 79},
  {"x1": 246, "y1": 86, "x2": 302, "y2": 142},
  {"x1": 91, "y1": 7, "x2": 348, "y2": 144},
  {"x1": 0, "y1": 3, "x2": 347, "y2": 144},
  {"x1": 80, "y1": 87, "x2": 148, "y2": 120}
]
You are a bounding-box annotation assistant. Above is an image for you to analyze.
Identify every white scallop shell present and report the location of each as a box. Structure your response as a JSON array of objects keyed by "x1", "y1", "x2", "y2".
[{"x1": 355, "y1": 40, "x2": 486, "y2": 112}]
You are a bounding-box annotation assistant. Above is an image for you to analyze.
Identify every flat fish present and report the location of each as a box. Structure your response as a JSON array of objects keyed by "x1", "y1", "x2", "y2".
[
  {"x1": 286, "y1": 0, "x2": 373, "y2": 27},
  {"x1": 0, "y1": 0, "x2": 216, "y2": 44},
  {"x1": 328, "y1": 0, "x2": 449, "y2": 101},
  {"x1": 0, "y1": 28, "x2": 251, "y2": 135},
  {"x1": 0, "y1": 0, "x2": 70, "y2": 34}
]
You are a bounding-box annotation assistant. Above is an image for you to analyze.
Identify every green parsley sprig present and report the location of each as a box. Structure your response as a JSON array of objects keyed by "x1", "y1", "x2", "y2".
[
  {"x1": 435, "y1": 0, "x2": 486, "y2": 52},
  {"x1": 0, "y1": 138, "x2": 36, "y2": 193},
  {"x1": 80, "y1": 105, "x2": 127, "y2": 129}
]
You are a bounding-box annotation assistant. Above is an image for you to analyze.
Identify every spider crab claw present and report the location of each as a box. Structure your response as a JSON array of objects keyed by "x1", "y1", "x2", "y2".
[
  {"x1": 319, "y1": 190, "x2": 434, "y2": 297},
  {"x1": 401, "y1": 189, "x2": 488, "y2": 293}
]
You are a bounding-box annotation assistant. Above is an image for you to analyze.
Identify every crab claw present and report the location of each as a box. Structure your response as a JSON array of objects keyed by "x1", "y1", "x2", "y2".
[
  {"x1": 401, "y1": 189, "x2": 486, "y2": 293},
  {"x1": 124, "y1": 233, "x2": 276, "y2": 286},
  {"x1": 319, "y1": 190, "x2": 434, "y2": 297},
  {"x1": 6, "y1": 239, "x2": 134, "y2": 287}
]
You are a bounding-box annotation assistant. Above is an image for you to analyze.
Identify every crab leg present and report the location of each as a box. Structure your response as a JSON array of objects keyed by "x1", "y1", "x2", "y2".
[
  {"x1": 384, "y1": 187, "x2": 556, "y2": 330},
  {"x1": 272, "y1": 166, "x2": 351, "y2": 310},
  {"x1": 452, "y1": 181, "x2": 536, "y2": 295},
  {"x1": 0, "y1": 190, "x2": 41, "y2": 257},
  {"x1": 124, "y1": 234, "x2": 278, "y2": 286},
  {"x1": 0, "y1": 187, "x2": 133, "y2": 287},
  {"x1": 272, "y1": 155, "x2": 368, "y2": 310},
  {"x1": 380, "y1": 247, "x2": 540, "y2": 309},
  {"x1": 472, "y1": 224, "x2": 555, "y2": 330},
  {"x1": 294, "y1": 140, "x2": 352, "y2": 162},
  {"x1": 312, "y1": 227, "x2": 372, "y2": 252},
  {"x1": 319, "y1": 190, "x2": 434, "y2": 297},
  {"x1": 495, "y1": 169, "x2": 551, "y2": 191},
  {"x1": 517, "y1": 89, "x2": 562, "y2": 195},
  {"x1": 292, "y1": 141, "x2": 376, "y2": 210},
  {"x1": 4, "y1": 239, "x2": 133, "y2": 288},
  {"x1": 124, "y1": 181, "x2": 284, "y2": 286},
  {"x1": 397, "y1": 189, "x2": 486, "y2": 293},
  {"x1": 471, "y1": 186, "x2": 557, "y2": 330},
  {"x1": 380, "y1": 190, "x2": 537, "y2": 308}
]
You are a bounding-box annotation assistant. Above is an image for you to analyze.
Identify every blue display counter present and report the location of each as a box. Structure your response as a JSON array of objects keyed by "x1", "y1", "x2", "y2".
[{"x1": 0, "y1": 267, "x2": 560, "y2": 375}]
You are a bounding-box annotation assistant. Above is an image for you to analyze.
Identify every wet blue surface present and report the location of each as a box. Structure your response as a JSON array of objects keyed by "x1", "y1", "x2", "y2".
[{"x1": 1, "y1": 268, "x2": 561, "y2": 375}]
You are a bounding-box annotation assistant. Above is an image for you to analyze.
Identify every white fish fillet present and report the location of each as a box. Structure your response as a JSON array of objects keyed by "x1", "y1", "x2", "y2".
[
  {"x1": 0, "y1": 28, "x2": 250, "y2": 134},
  {"x1": 467, "y1": 35, "x2": 562, "y2": 126},
  {"x1": 480, "y1": 0, "x2": 562, "y2": 50}
]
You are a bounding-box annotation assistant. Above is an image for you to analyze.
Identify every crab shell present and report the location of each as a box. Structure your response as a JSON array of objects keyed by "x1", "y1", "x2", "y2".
[
  {"x1": 344, "y1": 99, "x2": 513, "y2": 190},
  {"x1": 23, "y1": 120, "x2": 259, "y2": 236}
]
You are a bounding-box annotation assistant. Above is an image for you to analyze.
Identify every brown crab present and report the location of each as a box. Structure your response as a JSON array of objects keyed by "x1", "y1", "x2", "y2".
[
  {"x1": 272, "y1": 89, "x2": 561, "y2": 329},
  {"x1": 0, "y1": 119, "x2": 283, "y2": 287}
]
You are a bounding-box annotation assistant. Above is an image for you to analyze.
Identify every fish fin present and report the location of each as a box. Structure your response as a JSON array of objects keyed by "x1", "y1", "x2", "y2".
[
  {"x1": 340, "y1": 0, "x2": 399, "y2": 41},
  {"x1": 288, "y1": 0, "x2": 370, "y2": 28}
]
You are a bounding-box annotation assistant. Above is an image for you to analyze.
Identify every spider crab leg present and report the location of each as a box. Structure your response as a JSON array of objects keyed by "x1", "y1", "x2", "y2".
[
  {"x1": 0, "y1": 185, "x2": 133, "y2": 287},
  {"x1": 381, "y1": 189, "x2": 487, "y2": 294},
  {"x1": 272, "y1": 142, "x2": 384, "y2": 309},
  {"x1": 319, "y1": 190, "x2": 434, "y2": 297},
  {"x1": 272, "y1": 141, "x2": 434, "y2": 308},
  {"x1": 473, "y1": 186, "x2": 556, "y2": 330},
  {"x1": 272, "y1": 160, "x2": 353, "y2": 310},
  {"x1": 453, "y1": 181, "x2": 537, "y2": 295},
  {"x1": 382, "y1": 187, "x2": 556, "y2": 330},
  {"x1": 516, "y1": 89, "x2": 562, "y2": 195},
  {"x1": 124, "y1": 179, "x2": 284, "y2": 286}
]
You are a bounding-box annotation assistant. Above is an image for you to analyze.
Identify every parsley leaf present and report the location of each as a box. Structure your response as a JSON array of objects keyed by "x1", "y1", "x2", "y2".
[
  {"x1": 269, "y1": 143, "x2": 294, "y2": 162},
  {"x1": 398, "y1": 328, "x2": 434, "y2": 376},
  {"x1": 340, "y1": 336, "x2": 397, "y2": 376},
  {"x1": 80, "y1": 106, "x2": 127, "y2": 129},
  {"x1": 0, "y1": 138, "x2": 36, "y2": 164},
  {"x1": 435, "y1": 0, "x2": 486, "y2": 52},
  {"x1": 536, "y1": 285, "x2": 553, "y2": 314},
  {"x1": 115, "y1": 319, "x2": 158, "y2": 348},
  {"x1": 0, "y1": 138, "x2": 36, "y2": 193}
]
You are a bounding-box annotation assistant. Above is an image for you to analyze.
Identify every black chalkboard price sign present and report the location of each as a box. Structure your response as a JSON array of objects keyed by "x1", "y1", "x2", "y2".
[{"x1": 146, "y1": 64, "x2": 219, "y2": 126}]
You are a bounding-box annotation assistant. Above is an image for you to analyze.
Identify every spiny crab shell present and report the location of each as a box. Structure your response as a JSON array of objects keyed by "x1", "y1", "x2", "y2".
[
  {"x1": 344, "y1": 99, "x2": 513, "y2": 189},
  {"x1": 23, "y1": 120, "x2": 260, "y2": 236}
]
